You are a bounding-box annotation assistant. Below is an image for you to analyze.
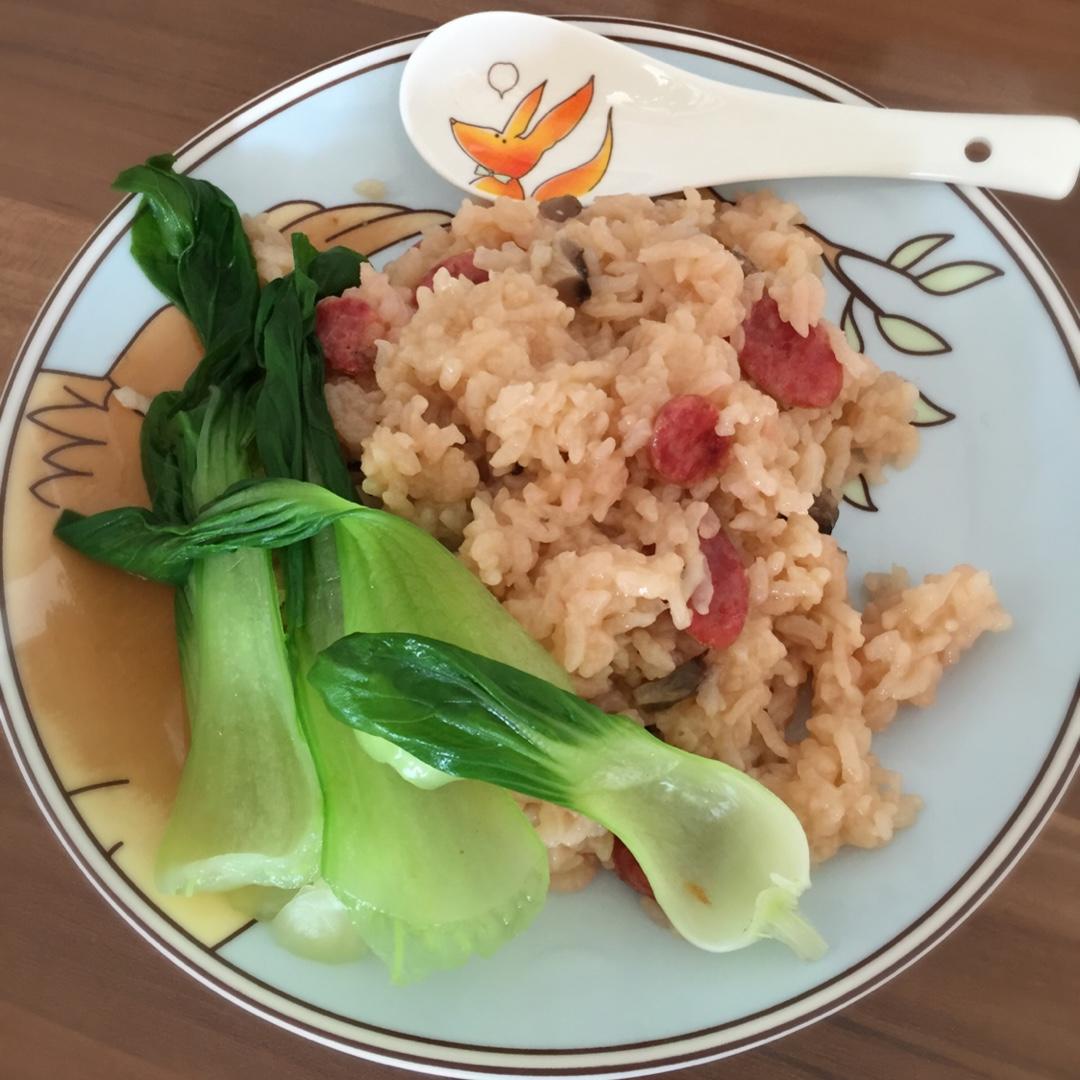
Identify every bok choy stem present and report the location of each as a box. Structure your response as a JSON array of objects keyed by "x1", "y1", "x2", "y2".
[
  {"x1": 85, "y1": 160, "x2": 323, "y2": 895},
  {"x1": 156, "y1": 393, "x2": 323, "y2": 894}
]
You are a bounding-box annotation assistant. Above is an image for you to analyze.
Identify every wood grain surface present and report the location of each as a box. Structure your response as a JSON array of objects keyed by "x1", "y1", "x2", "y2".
[{"x1": 1, "y1": 1, "x2": 1077, "y2": 1077}]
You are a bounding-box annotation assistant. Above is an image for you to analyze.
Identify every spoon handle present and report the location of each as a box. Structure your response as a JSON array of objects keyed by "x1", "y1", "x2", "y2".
[
  {"x1": 399, "y1": 12, "x2": 1080, "y2": 201},
  {"x1": 730, "y1": 95, "x2": 1080, "y2": 198}
]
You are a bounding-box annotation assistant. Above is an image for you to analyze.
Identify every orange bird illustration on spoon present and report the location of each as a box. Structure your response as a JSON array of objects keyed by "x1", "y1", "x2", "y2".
[{"x1": 450, "y1": 76, "x2": 614, "y2": 200}]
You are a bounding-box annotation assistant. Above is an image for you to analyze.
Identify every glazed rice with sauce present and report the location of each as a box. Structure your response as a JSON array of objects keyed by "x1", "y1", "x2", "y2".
[{"x1": 246, "y1": 188, "x2": 1010, "y2": 887}]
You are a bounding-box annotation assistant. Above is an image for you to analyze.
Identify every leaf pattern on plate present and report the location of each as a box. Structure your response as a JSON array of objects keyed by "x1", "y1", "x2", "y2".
[
  {"x1": 799, "y1": 223, "x2": 1003, "y2": 512},
  {"x1": 841, "y1": 295, "x2": 864, "y2": 353},
  {"x1": 874, "y1": 313, "x2": 951, "y2": 355},
  {"x1": 912, "y1": 391, "x2": 957, "y2": 427},
  {"x1": 916, "y1": 261, "x2": 1003, "y2": 295},
  {"x1": 886, "y1": 233, "x2": 953, "y2": 270},
  {"x1": 841, "y1": 474, "x2": 878, "y2": 512}
]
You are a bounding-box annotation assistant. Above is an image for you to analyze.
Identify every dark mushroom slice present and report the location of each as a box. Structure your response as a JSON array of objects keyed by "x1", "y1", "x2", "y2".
[
  {"x1": 550, "y1": 240, "x2": 591, "y2": 307},
  {"x1": 632, "y1": 656, "x2": 708, "y2": 713},
  {"x1": 808, "y1": 489, "x2": 839, "y2": 536},
  {"x1": 538, "y1": 194, "x2": 583, "y2": 222}
]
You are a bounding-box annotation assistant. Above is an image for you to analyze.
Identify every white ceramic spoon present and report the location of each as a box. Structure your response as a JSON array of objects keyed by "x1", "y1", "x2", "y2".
[{"x1": 400, "y1": 12, "x2": 1080, "y2": 202}]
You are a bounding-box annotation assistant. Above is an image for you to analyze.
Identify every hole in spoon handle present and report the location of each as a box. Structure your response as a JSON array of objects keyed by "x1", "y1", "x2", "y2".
[{"x1": 965, "y1": 139, "x2": 992, "y2": 163}]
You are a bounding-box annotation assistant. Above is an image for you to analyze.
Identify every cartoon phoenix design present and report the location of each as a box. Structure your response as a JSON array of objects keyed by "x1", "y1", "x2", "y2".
[{"x1": 450, "y1": 76, "x2": 614, "y2": 200}]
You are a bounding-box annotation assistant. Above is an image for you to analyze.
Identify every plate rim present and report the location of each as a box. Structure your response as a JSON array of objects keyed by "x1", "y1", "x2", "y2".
[{"x1": 1, "y1": 17, "x2": 1078, "y2": 1077}]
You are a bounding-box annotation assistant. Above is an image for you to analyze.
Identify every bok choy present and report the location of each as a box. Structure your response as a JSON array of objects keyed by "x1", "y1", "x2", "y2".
[
  {"x1": 156, "y1": 394, "x2": 322, "y2": 894},
  {"x1": 57, "y1": 157, "x2": 561, "y2": 983},
  {"x1": 59, "y1": 476, "x2": 824, "y2": 959},
  {"x1": 248, "y1": 240, "x2": 557, "y2": 981},
  {"x1": 106, "y1": 159, "x2": 323, "y2": 896},
  {"x1": 310, "y1": 633, "x2": 825, "y2": 960}
]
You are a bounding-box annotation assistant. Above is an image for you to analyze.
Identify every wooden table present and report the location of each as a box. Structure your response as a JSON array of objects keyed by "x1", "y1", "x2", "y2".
[{"x1": 1, "y1": 1, "x2": 1077, "y2": 1076}]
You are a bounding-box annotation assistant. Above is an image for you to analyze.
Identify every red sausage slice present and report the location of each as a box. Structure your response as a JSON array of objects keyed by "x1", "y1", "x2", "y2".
[
  {"x1": 649, "y1": 395, "x2": 733, "y2": 486},
  {"x1": 689, "y1": 532, "x2": 749, "y2": 650},
  {"x1": 612, "y1": 837, "x2": 655, "y2": 899},
  {"x1": 315, "y1": 295, "x2": 383, "y2": 378},
  {"x1": 737, "y1": 296, "x2": 843, "y2": 409},
  {"x1": 415, "y1": 251, "x2": 490, "y2": 294}
]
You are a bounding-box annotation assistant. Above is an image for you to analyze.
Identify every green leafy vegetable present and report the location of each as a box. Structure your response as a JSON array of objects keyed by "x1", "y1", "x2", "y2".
[
  {"x1": 61, "y1": 156, "x2": 559, "y2": 979},
  {"x1": 311, "y1": 633, "x2": 825, "y2": 960},
  {"x1": 294, "y1": 621, "x2": 548, "y2": 981},
  {"x1": 53, "y1": 479, "x2": 354, "y2": 586},
  {"x1": 81, "y1": 158, "x2": 323, "y2": 895},
  {"x1": 156, "y1": 394, "x2": 322, "y2": 895},
  {"x1": 59, "y1": 473, "x2": 572, "y2": 773},
  {"x1": 253, "y1": 236, "x2": 362, "y2": 504},
  {"x1": 62, "y1": 466, "x2": 562, "y2": 976},
  {"x1": 234, "y1": 227, "x2": 556, "y2": 979},
  {"x1": 115, "y1": 154, "x2": 260, "y2": 378},
  {"x1": 251, "y1": 235, "x2": 363, "y2": 633}
]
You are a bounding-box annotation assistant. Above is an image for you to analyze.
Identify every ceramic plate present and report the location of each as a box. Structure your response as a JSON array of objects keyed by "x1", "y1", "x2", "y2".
[{"x1": 2, "y1": 17, "x2": 1078, "y2": 1078}]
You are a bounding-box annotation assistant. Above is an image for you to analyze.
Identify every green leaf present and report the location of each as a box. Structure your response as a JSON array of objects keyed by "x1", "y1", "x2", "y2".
[
  {"x1": 294, "y1": 234, "x2": 367, "y2": 300},
  {"x1": 916, "y1": 261, "x2": 1002, "y2": 295},
  {"x1": 254, "y1": 275, "x2": 315, "y2": 483},
  {"x1": 139, "y1": 390, "x2": 189, "y2": 519},
  {"x1": 54, "y1": 479, "x2": 358, "y2": 585},
  {"x1": 252, "y1": 248, "x2": 361, "y2": 629},
  {"x1": 875, "y1": 313, "x2": 950, "y2": 355},
  {"x1": 116, "y1": 157, "x2": 264, "y2": 509},
  {"x1": 254, "y1": 252, "x2": 356, "y2": 503},
  {"x1": 129, "y1": 205, "x2": 185, "y2": 310},
  {"x1": 115, "y1": 156, "x2": 260, "y2": 364},
  {"x1": 56, "y1": 506, "x2": 199, "y2": 586},
  {"x1": 311, "y1": 633, "x2": 825, "y2": 960},
  {"x1": 314, "y1": 633, "x2": 581, "y2": 801},
  {"x1": 887, "y1": 233, "x2": 951, "y2": 270}
]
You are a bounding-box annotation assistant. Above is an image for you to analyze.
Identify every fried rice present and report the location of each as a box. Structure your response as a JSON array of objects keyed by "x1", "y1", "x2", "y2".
[{"x1": 246, "y1": 188, "x2": 1010, "y2": 883}]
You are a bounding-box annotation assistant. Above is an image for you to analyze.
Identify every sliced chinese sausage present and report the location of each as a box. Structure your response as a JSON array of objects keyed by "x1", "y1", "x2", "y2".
[
  {"x1": 649, "y1": 394, "x2": 733, "y2": 486},
  {"x1": 415, "y1": 250, "x2": 489, "y2": 294},
  {"x1": 737, "y1": 296, "x2": 843, "y2": 409},
  {"x1": 611, "y1": 837, "x2": 655, "y2": 899},
  {"x1": 315, "y1": 295, "x2": 384, "y2": 378},
  {"x1": 689, "y1": 531, "x2": 749, "y2": 651}
]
